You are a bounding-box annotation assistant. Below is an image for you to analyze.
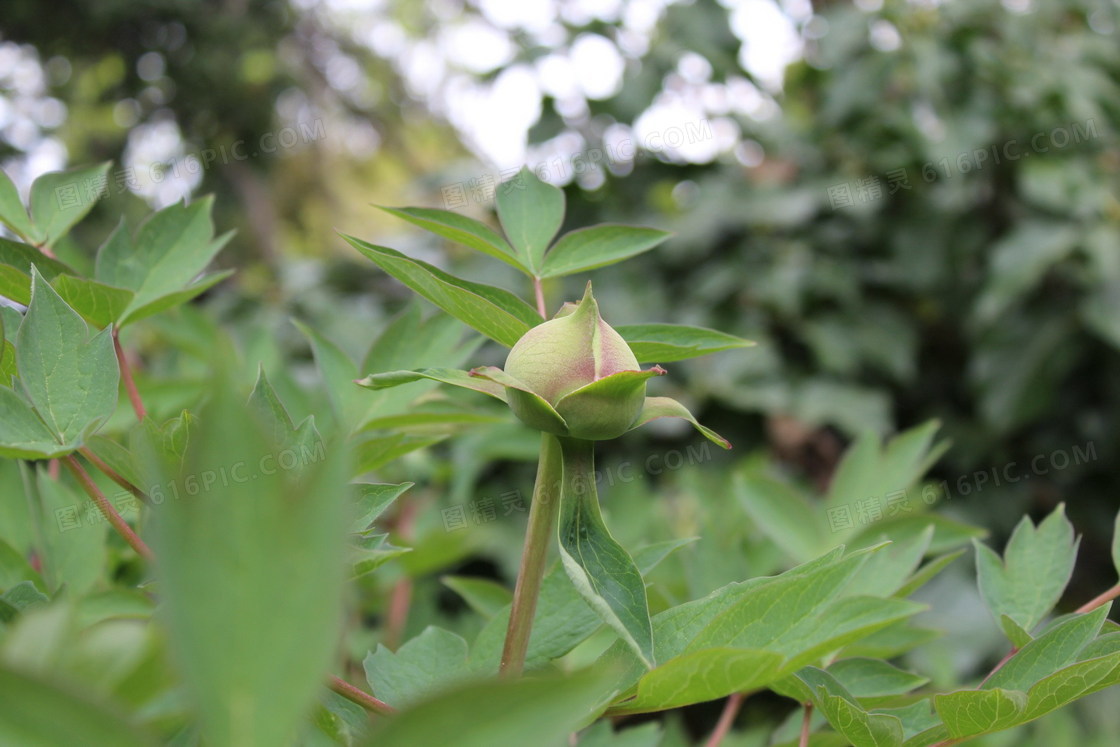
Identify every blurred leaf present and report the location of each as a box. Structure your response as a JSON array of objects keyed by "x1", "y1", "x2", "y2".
[
  {"x1": 27, "y1": 163, "x2": 112, "y2": 246},
  {"x1": 616, "y1": 323, "x2": 754, "y2": 364},
  {"x1": 494, "y1": 166, "x2": 565, "y2": 273},
  {"x1": 369, "y1": 668, "x2": 614, "y2": 747},
  {"x1": 350, "y1": 482, "x2": 413, "y2": 532},
  {"x1": 440, "y1": 576, "x2": 513, "y2": 620},
  {"x1": 540, "y1": 225, "x2": 670, "y2": 278},
  {"x1": 0, "y1": 167, "x2": 34, "y2": 239},
  {"x1": 350, "y1": 532, "x2": 410, "y2": 578},
  {"x1": 0, "y1": 664, "x2": 157, "y2": 746},
  {"x1": 146, "y1": 383, "x2": 349, "y2": 747},
  {"x1": 378, "y1": 206, "x2": 527, "y2": 273},
  {"x1": 974, "y1": 504, "x2": 1079, "y2": 635},
  {"x1": 344, "y1": 235, "x2": 541, "y2": 347},
  {"x1": 736, "y1": 471, "x2": 827, "y2": 563}
]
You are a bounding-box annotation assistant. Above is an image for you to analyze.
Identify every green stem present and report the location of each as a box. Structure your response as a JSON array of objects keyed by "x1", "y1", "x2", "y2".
[{"x1": 500, "y1": 432, "x2": 562, "y2": 677}]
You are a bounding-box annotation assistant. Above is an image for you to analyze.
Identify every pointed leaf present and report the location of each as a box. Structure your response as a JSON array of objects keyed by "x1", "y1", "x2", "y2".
[
  {"x1": 984, "y1": 605, "x2": 1110, "y2": 691},
  {"x1": 557, "y1": 437, "x2": 654, "y2": 667},
  {"x1": 364, "y1": 627, "x2": 473, "y2": 709},
  {"x1": 378, "y1": 205, "x2": 527, "y2": 272},
  {"x1": 350, "y1": 482, "x2": 413, "y2": 531},
  {"x1": 28, "y1": 162, "x2": 111, "y2": 246},
  {"x1": 630, "y1": 395, "x2": 731, "y2": 449},
  {"x1": 344, "y1": 234, "x2": 541, "y2": 346},
  {"x1": 357, "y1": 367, "x2": 507, "y2": 401},
  {"x1": 0, "y1": 168, "x2": 34, "y2": 239},
  {"x1": 16, "y1": 268, "x2": 118, "y2": 447},
  {"x1": 119, "y1": 269, "x2": 233, "y2": 327},
  {"x1": 540, "y1": 225, "x2": 671, "y2": 278},
  {"x1": 974, "y1": 504, "x2": 1079, "y2": 634},
  {"x1": 494, "y1": 166, "x2": 565, "y2": 272},
  {"x1": 616, "y1": 323, "x2": 755, "y2": 363}
]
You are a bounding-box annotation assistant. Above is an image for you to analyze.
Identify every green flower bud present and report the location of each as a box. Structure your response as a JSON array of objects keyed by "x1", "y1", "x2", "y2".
[{"x1": 496, "y1": 283, "x2": 664, "y2": 440}]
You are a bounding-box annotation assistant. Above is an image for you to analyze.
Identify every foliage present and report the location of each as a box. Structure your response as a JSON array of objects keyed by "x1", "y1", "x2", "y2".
[{"x1": 0, "y1": 163, "x2": 1117, "y2": 746}]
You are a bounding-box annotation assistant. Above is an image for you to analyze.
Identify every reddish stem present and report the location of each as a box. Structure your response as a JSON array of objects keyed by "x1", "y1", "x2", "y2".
[
  {"x1": 114, "y1": 328, "x2": 147, "y2": 420},
  {"x1": 799, "y1": 702, "x2": 813, "y2": 747},
  {"x1": 532, "y1": 276, "x2": 547, "y2": 318},
  {"x1": 79, "y1": 446, "x2": 150, "y2": 505},
  {"x1": 62, "y1": 455, "x2": 153, "y2": 561},
  {"x1": 383, "y1": 498, "x2": 419, "y2": 650},
  {"x1": 705, "y1": 692, "x2": 744, "y2": 747},
  {"x1": 1075, "y1": 583, "x2": 1120, "y2": 614},
  {"x1": 327, "y1": 675, "x2": 396, "y2": 716}
]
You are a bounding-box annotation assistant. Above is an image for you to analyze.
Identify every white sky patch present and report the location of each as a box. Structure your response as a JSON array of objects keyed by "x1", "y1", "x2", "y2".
[
  {"x1": 569, "y1": 33, "x2": 625, "y2": 100},
  {"x1": 727, "y1": 0, "x2": 802, "y2": 91},
  {"x1": 124, "y1": 118, "x2": 202, "y2": 208},
  {"x1": 441, "y1": 19, "x2": 515, "y2": 74},
  {"x1": 478, "y1": 0, "x2": 557, "y2": 33},
  {"x1": 445, "y1": 64, "x2": 541, "y2": 169}
]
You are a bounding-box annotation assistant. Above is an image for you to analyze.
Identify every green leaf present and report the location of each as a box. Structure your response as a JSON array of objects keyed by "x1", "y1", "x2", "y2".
[
  {"x1": 539, "y1": 225, "x2": 671, "y2": 278},
  {"x1": 999, "y1": 615, "x2": 1033, "y2": 649},
  {"x1": 27, "y1": 162, "x2": 111, "y2": 246},
  {"x1": 974, "y1": 504, "x2": 1079, "y2": 635},
  {"x1": 0, "y1": 580, "x2": 48, "y2": 622},
  {"x1": 350, "y1": 532, "x2": 410, "y2": 578},
  {"x1": 10, "y1": 269, "x2": 118, "y2": 452},
  {"x1": 556, "y1": 437, "x2": 655, "y2": 668},
  {"x1": 616, "y1": 323, "x2": 755, "y2": 364},
  {"x1": 354, "y1": 433, "x2": 447, "y2": 474},
  {"x1": 378, "y1": 205, "x2": 527, "y2": 272},
  {"x1": 144, "y1": 382, "x2": 350, "y2": 747},
  {"x1": 370, "y1": 668, "x2": 614, "y2": 747},
  {"x1": 494, "y1": 166, "x2": 565, "y2": 273},
  {"x1": 826, "y1": 658, "x2": 929, "y2": 703},
  {"x1": 893, "y1": 549, "x2": 966, "y2": 599},
  {"x1": 0, "y1": 168, "x2": 34, "y2": 239},
  {"x1": 799, "y1": 668, "x2": 905, "y2": 747},
  {"x1": 577, "y1": 721, "x2": 663, "y2": 747},
  {"x1": 344, "y1": 234, "x2": 541, "y2": 347},
  {"x1": 50, "y1": 275, "x2": 133, "y2": 328},
  {"x1": 350, "y1": 482, "x2": 413, "y2": 532},
  {"x1": 936, "y1": 688, "x2": 1028, "y2": 738},
  {"x1": 843, "y1": 527, "x2": 934, "y2": 598},
  {"x1": 364, "y1": 627, "x2": 474, "y2": 709},
  {"x1": 0, "y1": 664, "x2": 157, "y2": 746},
  {"x1": 94, "y1": 200, "x2": 232, "y2": 324},
  {"x1": 736, "y1": 471, "x2": 827, "y2": 563},
  {"x1": 356, "y1": 367, "x2": 506, "y2": 402},
  {"x1": 118, "y1": 269, "x2": 233, "y2": 327},
  {"x1": 0, "y1": 237, "x2": 75, "y2": 305},
  {"x1": 441, "y1": 576, "x2": 513, "y2": 620},
  {"x1": 630, "y1": 396, "x2": 731, "y2": 449},
  {"x1": 984, "y1": 605, "x2": 1110, "y2": 691}
]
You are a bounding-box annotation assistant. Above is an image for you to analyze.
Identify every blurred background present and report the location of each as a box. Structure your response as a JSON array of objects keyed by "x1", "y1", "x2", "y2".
[{"x1": 2, "y1": 0, "x2": 1118, "y2": 741}]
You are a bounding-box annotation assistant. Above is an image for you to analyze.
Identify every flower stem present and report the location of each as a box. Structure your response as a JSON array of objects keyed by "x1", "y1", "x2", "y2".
[
  {"x1": 62, "y1": 455, "x2": 153, "y2": 561},
  {"x1": 705, "y1": 692, "x2": 745, "y2": 747},
  {"x1": 114, "y1": 327, "x2": 147, "y2": 420},
  {"x1": 799, "y1": 703, "x2": 813, "y2": 747},
  {"x1": 500, "y1": 432, "x2": 562, "y2": 677},
  {"x1": 327, "y1": 675, "x2": 396, "y2": 716},
  {"x1": 79, "y1": 446, "x2": 150, "y2": 505}
]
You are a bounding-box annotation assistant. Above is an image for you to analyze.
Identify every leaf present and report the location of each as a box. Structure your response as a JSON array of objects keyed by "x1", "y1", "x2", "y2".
[
  {"x1": 0, "y1": 167, "x2": 34, "y2": 239},
  {"x1": 630, "y1": 396, "x2": 731, "y2": 449},
  {"x1": 441, "y1": 576, "x2": 514, "y2": 620},
  {"x1": 974, "y1": 504, "x2": 1079, "y2": 635},
  {"x1": 577, "y1": 721, "x2": 663, "y2": 747},
  {"x1": 494, "y1": 166, "x2": 565, "y2": 273},
  {"x1": 539, "y1": 225, "x2": 671, "y2": 278},
  {"x1": 364, "y1": 627, "x2": 474, "y2": 709},
  {"x1": 378, "y1": 205, "x2": 526, "y2": 272},
  {"x1": 354, "y1": 433, "x2": 447, "y2": 474},
  {"x1": 736, "y1": 471, "x2": 827, "y2": 563},
  {"x1": 343, "y1": 234, "x2": 541, "y2": 347},
  {"x1": 935, "y1": 688, "x2": 1028, "y2": 738},
  {"x1": 470, "y1": 539, "x2": 692, "y2": 673},
  {"x1": 893, "y1": 549, "x2": 966, "y2": 599},
  {"x1": 50, "y1": 275, "x2": 133, "y2": 328},
  {"x1": 616, "y1": 324, "x2": 755, "y2": 364},
  {"x1": 557, "y1": 437, "x2": 654, "y2": 668},
  {"x1": 356, "y1": 367, "x2": 506, "y2": 402},
  {"x1": 27, "y1": 162, "x2": 112, "y2": 246},
  {"x1": 370, "y1": 668, "x2": 615, "y2": 747},
  {"x1": 144, "y1": 382, "x2": 350, "y2": 747},
  {"x1": 350, "y1": 532, "x2": 410, "y2": 578},
  {"x1": 798, "y1": 668, "x2": 905, "y2": 747},
  {"x1": 984, "y1": 606, "x2": 1110, "y2": 691},
  {"x1": 350, "y1": 482, "x2": 413, "y2": 532},
  {"x1": 6, "y1": 269, "x2": 118, "y2": 455},
  {"x1": 94, "y1": 200, "x2": 232, "y2": 324},
  {"x1": 826, "y1": 422, "x2": 947, "y2": 516},
  {"x1": 999, "y1": 615, "x2": 1033, "y2": 649},
  {"x1": 0, "y1": 664, "x2": 157, "y2": 746},
  {"x1": 843, "y1": 527, "x2": 934, "y2": 598},
  {"x1": 825, "y1": 658, "x2": 929, "y2": 702},
  {"x1": 0, "y1": 581, "x2": 48, "y2": 622},
  {"x1": 0, "y1": 237, "x2": 75, "y2": 305}
]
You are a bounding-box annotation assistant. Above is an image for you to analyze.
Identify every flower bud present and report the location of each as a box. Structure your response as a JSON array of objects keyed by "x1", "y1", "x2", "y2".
[{"x1": 501, "y1": 283, "x2": 663, "y2": 440}]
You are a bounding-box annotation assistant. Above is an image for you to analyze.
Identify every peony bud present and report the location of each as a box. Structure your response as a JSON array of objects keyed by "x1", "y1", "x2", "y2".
[{"x1": 478, "y1": 283, "x2": 664, "y2": 440}]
